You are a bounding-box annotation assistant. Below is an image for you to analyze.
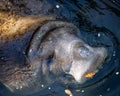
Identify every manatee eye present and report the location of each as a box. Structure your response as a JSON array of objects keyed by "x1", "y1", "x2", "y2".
[{"x1": 78, "y1": 46, "x2": 91, "y2": 58}]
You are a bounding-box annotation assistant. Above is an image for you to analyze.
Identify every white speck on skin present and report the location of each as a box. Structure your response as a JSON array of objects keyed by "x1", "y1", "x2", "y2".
[
  {"x1": 29, "y1": 49, "x2": 32, "y2": 53},
  {"x1": 36, "y1": 37, "x2": 39, "y2": 40},
  {"x1": 98, "y1": 33, "x2": 101, "y2": 37},
  {"x1": 48, "y1": 87, "x2": 51, "y2": 90},
  {"x1": 41, "y1": 84, "x2": 44, "y2": 87},
  {"x1": 20, "y1": 86, "x2": 23, "y2": 89},
  {"x1": 116, "y1": 72, "x2": 119, "y2": 75},
  {"x1": 56, "y1": 5, "x2": 60, "y2": 8}
]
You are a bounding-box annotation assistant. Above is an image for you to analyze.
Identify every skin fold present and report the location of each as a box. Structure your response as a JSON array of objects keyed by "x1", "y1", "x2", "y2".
[{"x1": 0, "y1": 0, "x2": 107, "y2": 95}]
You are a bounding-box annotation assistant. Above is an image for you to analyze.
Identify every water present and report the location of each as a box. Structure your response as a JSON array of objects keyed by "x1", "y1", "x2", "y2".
[{"x1": 0, "y1": 0, "x2": 120, "y2": 96}]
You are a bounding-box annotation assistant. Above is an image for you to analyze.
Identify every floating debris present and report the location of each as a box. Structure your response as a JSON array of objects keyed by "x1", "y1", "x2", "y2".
[
  {"x1": 85, "y1": 72, "x2": 96, "y2": 78},
  {"x1": 113, "y1": 51, "x2": 116, "y2": 56},
  {"x1": 97, "y1": 33, "x2": 101, "y2": 37},
  {"x1": 115, "y1": 72, "x2": 119, "y2": 75},
  {"x1": 48, "y1": 87, "x2": 51, "y2": 90},
  {"x1": 65, "y1": 89, "x2": 73, "y2": 96},
  {"x1": 81, "y1": 90, "x2": 85, "y2": 93}
]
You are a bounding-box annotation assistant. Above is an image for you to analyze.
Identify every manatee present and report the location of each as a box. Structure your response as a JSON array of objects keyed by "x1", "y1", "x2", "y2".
[{"x1": 0, "y1": 0, "x2": 107, "y2": 95}]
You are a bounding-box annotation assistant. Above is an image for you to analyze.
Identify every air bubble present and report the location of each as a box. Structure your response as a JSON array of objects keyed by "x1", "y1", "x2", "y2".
[
  {"x1": 56, "y1": 5, "x2": 60, "y2": 8},
  {"x1": 81, "y1": 90, "x2": 84, "y2": 93},
  {"x1": 98, "y1": 33, "x2": 101, "y2": 37}
]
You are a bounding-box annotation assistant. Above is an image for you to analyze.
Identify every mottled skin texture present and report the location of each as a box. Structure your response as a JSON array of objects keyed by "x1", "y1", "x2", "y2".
[{"x1": 0, "y1": 0, "x2": 107, "y2": 95}]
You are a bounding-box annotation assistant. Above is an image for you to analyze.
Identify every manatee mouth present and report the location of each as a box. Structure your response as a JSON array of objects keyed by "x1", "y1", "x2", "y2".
[
  {"x1": 58, "y1": 47, "x2": 107, "y2": 85},
  {"x1": 64, "y1": 60, "x2": 106, "y2": 85}
]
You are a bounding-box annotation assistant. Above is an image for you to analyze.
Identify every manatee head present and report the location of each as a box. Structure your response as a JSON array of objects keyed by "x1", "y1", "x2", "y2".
[
  {"x1": 26, "y1": 21, "x2": 107, "y2": 88},
  {"x1": 44, "y1": 21, "x2": 107, "y2": 84}
]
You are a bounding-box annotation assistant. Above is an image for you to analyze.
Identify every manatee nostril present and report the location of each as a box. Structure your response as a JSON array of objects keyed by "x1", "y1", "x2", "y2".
[{"x1": 78, "y1": 46, "x2": 92, "y2": 58}]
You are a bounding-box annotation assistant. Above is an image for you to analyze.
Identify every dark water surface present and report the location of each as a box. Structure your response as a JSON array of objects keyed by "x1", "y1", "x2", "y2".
[{"x1": 0, "y1": 0, "x2": 120, "y2": 96}]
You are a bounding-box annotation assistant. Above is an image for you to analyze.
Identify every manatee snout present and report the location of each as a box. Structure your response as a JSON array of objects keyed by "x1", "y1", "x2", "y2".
[
  {"x1": 27, "y1": 21, "x2": 107, "y2": 86},
  {"x1": 67, "y1": 43, "x2": 107, "y2": 83},
  {"x1": 28, "y1": 21, "x2": 107, "y2": 84}
]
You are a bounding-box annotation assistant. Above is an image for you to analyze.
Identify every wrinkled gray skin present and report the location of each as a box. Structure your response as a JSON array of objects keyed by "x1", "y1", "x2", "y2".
[{"x1": 0, "y1": 0, "x2": 107, "y2": 95}]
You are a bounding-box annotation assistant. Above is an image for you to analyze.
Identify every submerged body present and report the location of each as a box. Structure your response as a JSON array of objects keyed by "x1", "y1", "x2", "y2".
[{"x1": 0, "y1": 0, "x2": 107, "y2": 95}]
